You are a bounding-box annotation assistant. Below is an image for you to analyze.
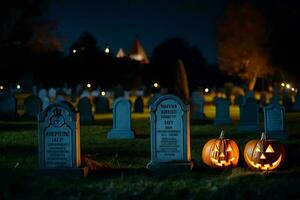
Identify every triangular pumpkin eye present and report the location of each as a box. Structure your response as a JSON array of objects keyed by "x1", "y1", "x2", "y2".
[
  {"x1": 226, "y1": 145, "x2": 232, "y2": 152},
  {"x1": 266, "y1": 144, "x2": 274, "y2": 153},
  {"x1": 255, "y1": 147, "x2": 261, "y2": 152},
  {"x1": 214, "y1": 146, "x2": 218, "y2": 152}
]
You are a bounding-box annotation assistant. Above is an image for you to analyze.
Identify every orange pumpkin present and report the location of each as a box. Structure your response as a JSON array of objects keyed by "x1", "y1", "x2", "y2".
[
  {"x1": 202, "y1": 130, "x2": 239, "y2": 169},
  {"x1": 244, "y1": 132, "x2": 286, "y2": 171}
]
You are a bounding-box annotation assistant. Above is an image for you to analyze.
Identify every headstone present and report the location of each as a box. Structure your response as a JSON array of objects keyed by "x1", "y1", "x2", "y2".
[
  {"x1": 91, "y1": 90, "x2": 99, "y2": 98},
  {"x1": 244, "y1": 91, "x2": 254, "y2": 100},
  {"x1": 38, "y1": 101, "x2": 88, "y2": 176},
  {"x1": 56, "y1": 95, "x2": 65, "y2": 102},
  {"x1": 107, "y1": 98, "x2": 135, "y2": 139},
  {"x1": 136, "y1": 90, "x2": 144, "y2": 97},
  {"x1": 0, "y1": 92, "x2": 18, "y2": 120},
  {"x1": 48, "y1": 88, "x2": 57, "y2": 100},
  {"x1": 234, "y1": 95, "x2": 244, "y2": 106},
  {"x1": 263, "y1": 104, "x2": 287, "y2": 140},
  {"x1": 214, "y1": 98, "x2": 232, "y2": 125},
  {"x1": 190, "y1": 91, "x2": 206, "y2": 120},
  {"x1": 23, "y1": 95, "x2": 42, "y2": 120},
  {"x1": 124, "y1": 90, "x2": 131, "y2": 98},
  {"x1": 38, "y1": 89, "x2": 50, "y2": 110},
  {"x1": 80, "y1": 90, "x2": 90, "y2": 99},
  {"x1": 94, "y1": 96, "x2": 110, "y2": 113},
  {"x1": 77, "y1": 97, "x2": 94, "y2": 122},
  {"x1": 237, "y1": 97, "x2": 260, "y2": 132},
  {"x1": 147, "y1": 95, "x2": 193, "y2": 171},
  {"x1": 133, "y1": 96, "x2": 144, "y2": 113}
]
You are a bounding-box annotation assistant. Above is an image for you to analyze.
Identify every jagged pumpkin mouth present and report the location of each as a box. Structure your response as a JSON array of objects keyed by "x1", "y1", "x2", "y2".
[
  {"x1": 245, "y1": 154, "x2": 283, "y2": 170},
  {"x1": 210, "y1": 157, "x2": 235, "y2": 167}
]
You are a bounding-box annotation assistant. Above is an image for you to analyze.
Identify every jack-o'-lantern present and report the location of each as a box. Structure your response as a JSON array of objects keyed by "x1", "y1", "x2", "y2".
[
  {"x1": 202, "y1": 130, "x2": 239, "y2": 169},
  {"x1": 244, "y1": 132, "x2": 286, "y2": 171}
]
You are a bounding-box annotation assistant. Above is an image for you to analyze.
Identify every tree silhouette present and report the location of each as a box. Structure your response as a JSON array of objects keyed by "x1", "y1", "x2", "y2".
[
  {"x1": 151, "y1": 38, "x2": 206, "y2": 91},
  {"x1": 174, "y1": 59, "x2": 190, "y2": 103},
  {"x1": 217, "y1": 2, "x2": 272, "y2": 91}
]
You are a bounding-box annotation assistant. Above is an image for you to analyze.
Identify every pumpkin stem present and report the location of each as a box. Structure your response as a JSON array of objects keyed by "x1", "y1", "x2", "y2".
[
  {"x1": 220, "y1": 130, "x2": 225, "y2": 139},
  {"x1": 260, "y1": 132, "x2": 266, "y2": 140}
]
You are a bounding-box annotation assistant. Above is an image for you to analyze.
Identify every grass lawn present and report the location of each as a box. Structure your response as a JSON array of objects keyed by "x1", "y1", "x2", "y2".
[{"x1": 0, "y1": 113, "x2": 300, "y2": 200}]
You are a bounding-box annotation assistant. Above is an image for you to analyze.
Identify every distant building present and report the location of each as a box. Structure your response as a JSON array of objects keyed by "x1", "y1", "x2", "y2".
[
  {"x1": 115, "y1": 37, "x2": 149, "y2": 64},
  {"x1": 116, "y1": 48, "x2": 126, "y2": 58}
]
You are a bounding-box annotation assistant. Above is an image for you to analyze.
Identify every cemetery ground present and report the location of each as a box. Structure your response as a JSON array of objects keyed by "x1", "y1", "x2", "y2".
[{"x1": 1, "y1": 113, "x2": 300, "y2": 200}]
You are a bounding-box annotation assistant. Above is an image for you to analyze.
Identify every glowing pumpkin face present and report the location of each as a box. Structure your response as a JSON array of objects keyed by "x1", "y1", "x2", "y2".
[
  {"x1": 244, "y1": 132, "x2": 286, "y2": 171},
  {"x1": 202, "y1": 130, "x2": 239, "y2": 169}
]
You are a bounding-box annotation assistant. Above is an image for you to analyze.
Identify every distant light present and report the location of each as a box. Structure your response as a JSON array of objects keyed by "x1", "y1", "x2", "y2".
[
  {"x1": 101, "y1": 91, "x2": 106, "y2": 96},
  {"x1": 153, "y1": 83, "x2": 159, "y2": 88},
  {"x1": 281, "y1": 82, "x2": 285, "y2": 87},
  {"x1": 291, "y1": 87, "x2": 295, "y2": 92},
  {"x1": 16, "y1": 84, "x2": 21, "y2": 89},
  {"x1": 0, "y1": 85, "x2": 3, "y2": 90},
  {"x1": 72, "y1": 49, "x2": 77, "y2": 54},
  {"x1": 87, "y1": 83, "x2": 92, "y2": 88},
  {"x1": 204, "y1": 88, "x2": 209, "y2": 93},
  {"x1": 104, "y1": 47, "x2": 110, "y2": 54},
  {"x1": 286, "y1": 84, "x2": 291, "y2": 89}
]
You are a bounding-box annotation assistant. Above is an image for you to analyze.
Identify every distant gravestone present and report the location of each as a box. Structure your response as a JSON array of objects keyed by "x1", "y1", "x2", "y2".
[
  {"x1": 94, "y1": 96, "x2": 110, "y2": 113},
  {"x1": 214, "y1": 98, "x2": 232, "y2": 125},
  {"x1": 77, "y1": 97, "x2": 94, "y2": 122},
  {"x1": 91, "y1": 90, "x2": 99, "y2": 98},
  {"x1": 48, "y1": 88, "x2": 56, "y2": 99},
  {"x1": 124, "y1": 90, "x2": 131, "y2": 98},
  {"x1": 0, "y1": 92, "x2": 18, "y2": 120},
  {"x1": 263, "y1": 104, "x2": 287, "y2": 140},
  {"x1": 133, "y1": 96, "x2": 144, "y2": 113},
  {"x1": 38, "y1": 101, "x2": 87, "y2": 176},
  {"x1": 244, "y1": 91, "x2": 254, "y2": 100},
  {"x1": 234, "y1": 95, "x2": 244, "y2": 106},
  {"x1": 190, "y1": 91, "x2": 206, "y2": 120},
  {"x1": 23, "y1": 95, "x2": 42, "y2": 120},
  {"x1": 147, "y1": 95, "x2": 193, "y2": 171},
  {"x1": 55, "y1": 95, "x2": 65, "y2": 102},
  {"x1": 80, "y1": 90, "x2": 90, "y2": 99},
  {"x1": 238, "y1": 98, "x2": 260, "y2": 132},
  {"x1": 38, "y1": 89, "x2": 50, "y2": 110},
  {"x1": 107, "y1": 98, "x2": 135, "y2": 139}
]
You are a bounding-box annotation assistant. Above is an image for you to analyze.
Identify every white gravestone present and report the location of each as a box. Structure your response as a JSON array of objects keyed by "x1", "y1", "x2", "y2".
[
  {"x1": 38, "y1": 101, "x2": 87, "y2": 176},
  {"x1": 263, "y1": 103, "x2": 288, "y2": 140},
  {"x1": 214, "y1": 98, "x2": 232, "y2": 125},
  {"x1": 107, "y1": 98, "x2": 135, "y2": 139},
  {"x1": 147, "y1": 95, "x2": 193, "y2": 171}
]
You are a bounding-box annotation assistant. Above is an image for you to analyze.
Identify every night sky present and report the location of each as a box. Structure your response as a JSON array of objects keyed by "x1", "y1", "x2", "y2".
[{"x1": 49, "y1": 0, "x2": 226, "y2": 64}]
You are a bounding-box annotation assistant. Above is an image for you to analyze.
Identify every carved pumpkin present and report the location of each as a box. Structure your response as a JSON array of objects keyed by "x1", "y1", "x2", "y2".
[
  {"x1": 244, "y1": 132, "x2": 286, "y2": 171},
  {"x1": 202, "y1": 130, "x2": 239, "y2": 169}
]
